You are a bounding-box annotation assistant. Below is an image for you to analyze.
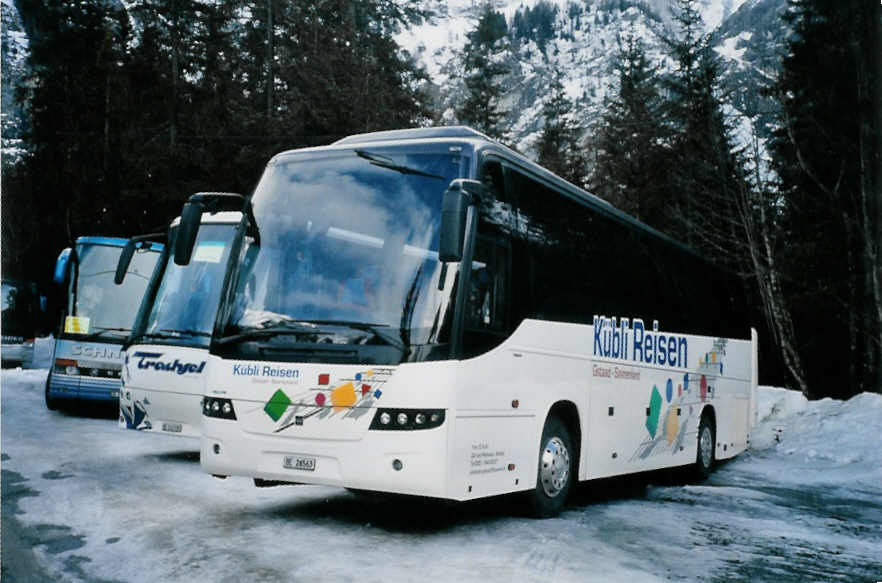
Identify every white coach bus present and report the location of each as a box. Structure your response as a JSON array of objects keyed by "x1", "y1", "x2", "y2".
[
  {"x1": 117, "y1": 203, "x2": 243, "y2": 438},
  {"x1": 179, "y1": 127, "x2": 757, "y2": 517}
]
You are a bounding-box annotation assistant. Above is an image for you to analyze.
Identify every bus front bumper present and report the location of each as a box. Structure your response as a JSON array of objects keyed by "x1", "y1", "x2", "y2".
[
  {"x1": 48, "y1": 373, "x2": 121, "y2": 403},
  {"x1": 201, "y1": 417, "x2": 450, "y2": 499},
  {"x1": 118, "y1": 386, "x2": 201, "y2": 438}
]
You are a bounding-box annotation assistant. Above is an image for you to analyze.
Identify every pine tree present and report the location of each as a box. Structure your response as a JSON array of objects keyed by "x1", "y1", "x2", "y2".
[
  {"x1": 456, "y1": 4, "x2": 509, "y2": 141},
  {"x1": 591, "y1": 29, "x2": 668, "y2": 226},
  {"x1": 536, "y1": 68, "x2": 585, "y2": 187},
  {"x1": 769, "y1": 0, "x2": 882, "y2": 396},
  {"x1": 660, "y1": 0, "x2": 745, "y2": 259}
]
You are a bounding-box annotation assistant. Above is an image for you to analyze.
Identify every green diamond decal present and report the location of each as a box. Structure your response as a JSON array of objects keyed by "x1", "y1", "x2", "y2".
[
  {"x1": 646, "y1": 385, "x2": 662, "y2": 438},
  {"x1": 264, "y1": 389, "x2": 291, "y2": 421}
]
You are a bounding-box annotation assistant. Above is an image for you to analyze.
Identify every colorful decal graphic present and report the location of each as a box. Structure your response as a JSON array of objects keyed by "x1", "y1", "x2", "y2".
[
  {"x1": 646, "y1": 386, "x2": 662, "y2": 439},
  {"x1": 120, "y1": 397, "x2": 152, "y2": 431},
  {"x1": 630, "y1": 338, "x2": 727, "y2": 461},
  {"x1": 263, "y1": 368, "x2": 394, "y2": 432}
]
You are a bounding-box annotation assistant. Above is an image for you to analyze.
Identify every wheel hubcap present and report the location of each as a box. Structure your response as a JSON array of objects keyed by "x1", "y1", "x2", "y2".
[
  {"x1": 540, "y1": 436, "x2": 570, "y2": 498},
  {"x1": 699, "y1": 426, "x2": 712, "y2": 469}
]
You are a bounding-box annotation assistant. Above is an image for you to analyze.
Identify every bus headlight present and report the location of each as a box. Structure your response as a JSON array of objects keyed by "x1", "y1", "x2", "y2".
[
  {"x1": 369, "y1": 408, "x2": 445, "y2": 431},
  {"x1": 202, "y1": 397, "x2": 237, "y2": 420}
]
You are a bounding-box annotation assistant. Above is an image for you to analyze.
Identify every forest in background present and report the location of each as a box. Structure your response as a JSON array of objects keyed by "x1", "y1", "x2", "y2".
[{"x1": 1, "y1": 0, "x2": 879, "y2": 399}]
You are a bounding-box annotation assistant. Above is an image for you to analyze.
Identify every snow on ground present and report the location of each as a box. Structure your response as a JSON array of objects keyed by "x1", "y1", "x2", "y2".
[{"x1": 2, "y1": 364, "x2": 881, "y2": 582}]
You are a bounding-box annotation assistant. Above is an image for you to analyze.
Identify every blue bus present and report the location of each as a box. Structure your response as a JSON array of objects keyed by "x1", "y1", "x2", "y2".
[{"x1": 46, "y1": 236, "x2": 162, "y2": 409}]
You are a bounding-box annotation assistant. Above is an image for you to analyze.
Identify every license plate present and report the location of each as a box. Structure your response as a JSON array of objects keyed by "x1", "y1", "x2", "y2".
[
  {"x1": 162, "y1": 422, "x2": 182, "y2": 433},
  {"x1": 283, "y1": 455, "x2": 316, "y2": 471}
]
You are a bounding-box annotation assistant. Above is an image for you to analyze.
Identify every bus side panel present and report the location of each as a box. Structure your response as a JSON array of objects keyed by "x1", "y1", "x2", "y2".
[
  {"x1": 448, "y1": 320, "x2": 591, "y2": 501},
  {"x1": 587, "y1": 328, "x2": 755, "y2": 476},
  {"x1": 714, "y1": 336, "x2": 756, "y2": 460}
]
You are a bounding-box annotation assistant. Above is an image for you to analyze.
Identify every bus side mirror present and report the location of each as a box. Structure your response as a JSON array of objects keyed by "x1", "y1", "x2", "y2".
[
  {"x1": 174, "y1": 201, "x2": 204, "y2": 266},
  {"x1": 53, "y1": 248, "x2": 71, "y2": 285},
  {"x1": 114, "y1": 240, "x2": 137, "y2": 285},
  {"x1": 440, "y1": 179, "x2": 482, "y2": 262},
  {"x1": 115, "y1": 234, "x2": 166, "y2": 284}
]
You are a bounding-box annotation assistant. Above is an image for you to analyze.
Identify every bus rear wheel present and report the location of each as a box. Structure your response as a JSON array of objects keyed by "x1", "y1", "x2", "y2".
[
  {"x1": 528, "y1": 416, "x2": 573, "y2": 518},
  {"x1": 694, "y1": 415, "x2": 715, "y2": 480}
]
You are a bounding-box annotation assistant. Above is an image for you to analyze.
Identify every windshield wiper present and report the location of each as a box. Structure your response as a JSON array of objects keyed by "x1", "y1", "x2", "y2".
[
  {"x1": 71, "y1": 326, "x2": 131, "y2": 340},
  {"x1": 91, "y1": 326, "x2": 130, "y2": 336},
  {"x1": 355, "y1": 149, "x2": 446, "y2": 180},
  {"x1": 291, "y1": 319, "x2": 408, "y2": 352},
  {"x1": 214, "y1": 321, "x2": 317, "y2": 346},
  {"x1": 156, "y1": 328, "x2": 211, "y2": 338},
  {"x1": 216, "y1": 319, "x2": 407, "y2": 352}
]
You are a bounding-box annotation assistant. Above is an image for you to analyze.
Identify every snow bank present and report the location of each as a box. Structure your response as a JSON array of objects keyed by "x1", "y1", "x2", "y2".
[{"x1": 747, "y1": 386, "x2": 882, "y2": 488}]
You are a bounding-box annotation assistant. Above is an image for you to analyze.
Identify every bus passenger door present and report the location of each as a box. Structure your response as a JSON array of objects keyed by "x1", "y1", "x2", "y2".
[{"x1": 461, "y1": 234, "x2": 511, "y2": 358}]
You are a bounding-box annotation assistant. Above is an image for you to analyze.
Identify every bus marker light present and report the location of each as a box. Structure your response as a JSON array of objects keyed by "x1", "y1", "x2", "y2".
[
  {"x1": 512, "y1": 400, "x2": 519, "y2": 408},
  {"x1": 508, "y1": 464, "x2": 515, "y2": 471},
  {"x1": 392, "y1": 459, "x2": 403, "y2": 471},
  {"x1": 213, "y1": 444, "x2": 221, "y2": 454}
]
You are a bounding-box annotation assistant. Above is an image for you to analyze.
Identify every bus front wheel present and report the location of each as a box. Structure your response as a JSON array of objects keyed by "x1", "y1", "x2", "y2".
[{"x1": 528, "y1": 416, "x2": 574, "y2": 518}]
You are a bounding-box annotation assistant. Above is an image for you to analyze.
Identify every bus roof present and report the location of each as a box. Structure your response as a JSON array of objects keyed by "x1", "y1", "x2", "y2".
[
  {"x1": 75, "y1": 236, "x2": 130, "y2": 248},
  {"x1": 332, "y1": 126, "x2": 493, "y2": 145},
  {"x1": 75, "y1": 236, "x2": 164, "y2": 252},
  {"x1": 169, "y1": 211, "x2": 243, "y2": 228}
]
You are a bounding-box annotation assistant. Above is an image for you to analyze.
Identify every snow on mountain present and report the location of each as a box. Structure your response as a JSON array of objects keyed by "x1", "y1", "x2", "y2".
[
  {"x1": 399, "y1": 0, "x2": 787, "y2": 160},
  {"x1": 1, "y1": 0, "x2": 31, "y2": 165}
]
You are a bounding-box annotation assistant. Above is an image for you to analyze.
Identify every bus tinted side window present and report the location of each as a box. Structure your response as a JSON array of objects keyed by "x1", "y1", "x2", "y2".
[{"x1": 508, "y1": 166, "x2": 656, "y2": 325}]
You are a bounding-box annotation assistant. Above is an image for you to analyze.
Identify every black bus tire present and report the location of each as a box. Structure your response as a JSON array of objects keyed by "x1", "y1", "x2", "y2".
[
  {"x1": 528, "y1": 416, "x2": 574, "y2": 518},
  {"x1": 694, "y1": 415, "x2": 715, "y2": 480}
]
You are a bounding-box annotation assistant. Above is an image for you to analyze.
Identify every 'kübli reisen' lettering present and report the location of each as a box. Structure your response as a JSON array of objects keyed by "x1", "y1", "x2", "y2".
[
  {"x1": 593, "y1": 315, "x2": 688, "y2": 369},
  {"x1": 232, "y1": 363, "x2": 300, "y2": 379}
]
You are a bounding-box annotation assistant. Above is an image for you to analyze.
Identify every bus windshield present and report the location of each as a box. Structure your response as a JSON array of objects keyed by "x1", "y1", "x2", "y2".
[
  {"x1": 68, "y1": 243, "x2": 159, "y2": 341},
  {"x1": 140, "y1": 223, "x2": 238, "y2": 347},
  {"x1": 222, "y1": 147, "x2": 470, "y2": 360}
]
